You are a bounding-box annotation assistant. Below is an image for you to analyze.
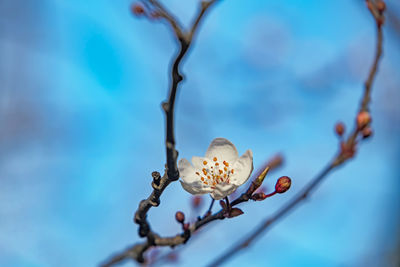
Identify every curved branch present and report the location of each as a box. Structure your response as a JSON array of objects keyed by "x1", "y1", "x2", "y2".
[
  {"x1": 101, "y1": 1, "x2": 221, "y2": 266},
  {"x1": 207, "y1": 2, "x2": 385, "y2": 266}
]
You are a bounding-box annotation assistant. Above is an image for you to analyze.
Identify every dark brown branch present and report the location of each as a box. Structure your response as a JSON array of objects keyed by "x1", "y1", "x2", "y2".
[
  {"x1": 101, "y1": 162, "x2": 277, "y2": 266},
  {"x1": 147, "y1": 154, "x2": 284, "y2": 266},
  {"x1": 101, "y1": 1, "x2": 220, "y2": 266},
  {"x1": 207, "y1": 2, "x2": 385, "y2": 266}
]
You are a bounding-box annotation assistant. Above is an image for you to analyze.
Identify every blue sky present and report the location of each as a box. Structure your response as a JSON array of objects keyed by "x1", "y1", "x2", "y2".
[{"x1": 0, "y1": 0, "x2": 399, "y2": 266}]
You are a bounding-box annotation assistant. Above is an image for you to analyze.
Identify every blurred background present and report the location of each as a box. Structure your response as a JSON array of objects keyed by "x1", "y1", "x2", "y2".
[{"x1": 0, "y1": 0, "x2": 399, "y2": 266}]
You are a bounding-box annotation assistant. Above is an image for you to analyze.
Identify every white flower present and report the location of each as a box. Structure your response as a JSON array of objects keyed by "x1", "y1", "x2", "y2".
[{"x1": 178, "y1": 138, "x2": 253, "y2": 200}]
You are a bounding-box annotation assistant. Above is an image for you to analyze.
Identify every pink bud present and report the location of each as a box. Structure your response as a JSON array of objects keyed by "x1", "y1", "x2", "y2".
[
  {"x1": 275, "y1": 176, "x2": 291, "y2": 194},
  {"x1": 175, "y1": 211, "x2": 185, "y2": 223},
  {"x1": 335, "y1": 122, "x2": 345, "y2": 136},
  {"x1": 131, "y1": 4, "x2": 145, "y2": 16},
  {"x1": 356, "y1": 111, "x2": 371, "y2": 130}
]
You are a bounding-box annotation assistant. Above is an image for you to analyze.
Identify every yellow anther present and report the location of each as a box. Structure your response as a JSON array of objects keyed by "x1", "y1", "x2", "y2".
[
  {"x1": 224, "y1": 167, "x2": 227, "y2": 171},
  {"x1": 202, "y1": 169, "x2": 207, "y2": 175},
  {"x1": 215, "y1": 162, "x2": 219, "y2": 166},
  {"x1": 219, "y1": 170, "x2": 223, "y2": 174},
  {"x1": 213, "y1": 157, "x2": 217, "y2": 162},
  {"x1": 204, "y1": 181, "x2": 208, "y2": 185},
  {"x1": 223, "y1": 161, "x2": 229, "y2": 167},
  {"x1": 201, "y1": 177, "x2": 205, "y2": 181},
  {"x1": 195, "y1": 172, "x2": 200, "y2": 175},
  {"x1": 203, "y1": 161, "x2": 207, "y2": 165},
  {"x1": 231, "y1": 169, "x2": 234, "y2": 174}
]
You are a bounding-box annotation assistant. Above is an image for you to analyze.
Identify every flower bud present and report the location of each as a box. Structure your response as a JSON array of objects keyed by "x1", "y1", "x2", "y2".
[
  {"x1": 356, "y1": 111, "x2": 371, "y2": 130},
  {"x1": 191, "y1": 196, "x2": 203, "y2": 209},
  {"x1": 131, "y1": 3, "x2": 145, "y2": 16},
  {"x1": 362, "y1": 127, "x2": 373, "y2": 139},
  {"x1": 275, "y1": 176, "x2": 291, "y2": 194},
  {"x1": 335, "y1": 122, "x2": 345, "y2": 137},
  {"x1": 175, "y1": 211, "x2": 185, "y2": 223},
  {"x1": 377, "y1": 1, "x2": 386, "y2": 12}
]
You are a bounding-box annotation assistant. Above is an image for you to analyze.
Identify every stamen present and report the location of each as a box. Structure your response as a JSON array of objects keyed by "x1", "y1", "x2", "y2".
[{"x1": 197, "y1": 157, "x2": 234, "y2": 187}]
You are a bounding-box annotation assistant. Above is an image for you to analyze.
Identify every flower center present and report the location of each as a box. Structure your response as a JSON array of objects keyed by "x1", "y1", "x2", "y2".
[{"x1": 195, "y1": 157, "x2": 235, "y2": 189}]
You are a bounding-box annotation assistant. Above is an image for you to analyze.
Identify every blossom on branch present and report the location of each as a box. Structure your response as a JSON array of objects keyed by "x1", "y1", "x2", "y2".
[{"x1": 178, "y1": 138, "x2": 253, "y2": 200}]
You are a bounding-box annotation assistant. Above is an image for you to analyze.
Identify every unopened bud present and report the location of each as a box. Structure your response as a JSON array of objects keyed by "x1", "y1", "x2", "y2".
[
  {"x1": 228, "y1": 208, "x2": 244, "y2": 218},
  {"x1": 377, "y1": 1, "x2": 386, "y2": 12},
  {"x1": 175, "y1": 211, "x2": 185, "y2": 223},
  {"x1": 131, "y1": 3, "x2": 145, "y2": 16},
  {"x1": 362, "y1": 127, "x2": 373, "y2": 139},
  {"x1": 152, "y1": 171, "x2": 161, "y2": 180},
  {"x1": 356, "y1": 111, "x2": 371, "y2": 130},
  {"x1": 335, "y1": 122, "x2": 345, "y2": 136},
  {"x1": 275, "y1": 176, "x2": 291, "y2": 194},
  {"x1": 191, "y1": 196, "x2": 203, "y2": 209},
  {"x1": 366, "y1": 1, "x2": 373, "y2": 12}
]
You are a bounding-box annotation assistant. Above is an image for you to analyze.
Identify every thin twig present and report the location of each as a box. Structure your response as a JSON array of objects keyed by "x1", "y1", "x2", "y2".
[
  {"x1": 207, "y1": 2, "x2": 385, "y2": 266},
  {"x1": 148, "y1": 154, "x2": 284, "y2": 266},
  {"x1": 102, "y1": 163, "x2": 276, "y2": 266},
  {"x1": 101, "y1": 1, "x2": 220, "y2": 266}
]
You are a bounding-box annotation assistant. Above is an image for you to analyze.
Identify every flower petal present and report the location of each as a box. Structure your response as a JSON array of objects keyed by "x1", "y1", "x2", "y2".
[
  {"x1": 179, "y1": 158, "x2": 212, "y2": 195},
  {"x1": 180, "y1": 180, "x2": 213, "y2": 195},
  {"x1": 178, "y1": 158, "x2": 198, "y2": 183},
  {"x1": 211, "y1": 183, "x2": 238, "y2": 200},
  {"x1": 205, "y1": 138, "x2": 239, "y2": 164},
  {"x1": 230, "y1": 149, "x2": 253, "y2": 186},
  {"x1": 191, "y1": 156, "x2": 209, "y2": 170}
]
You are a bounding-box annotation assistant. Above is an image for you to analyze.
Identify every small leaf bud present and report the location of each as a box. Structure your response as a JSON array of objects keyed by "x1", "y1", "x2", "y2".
[
  {"x1": 357, "y1": 111, "x2": 371, "y2": 130},
  {"x1": 335, "y1": 122, "x2": 345, "y2": 137},
  {"x1": 362, "y1": 127, "x2": 373, "y2": 139},
  {"x1": 131, "y1": 3, "x2": 145, "y2": 16},
  {"x1": 377, "y1": 1, "x2": 386, "y2": 12},
  {"x1": 228, "y1": 208, "x2": 244, "y2": 218}
]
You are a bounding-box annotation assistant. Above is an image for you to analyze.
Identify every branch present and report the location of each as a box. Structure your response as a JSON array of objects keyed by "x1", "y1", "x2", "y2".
[
  {"x1": 101, "y1": 155, "x2": 285, "y2": 266},
  {"x1": 207, "y1": 1, "x2": 385, "y2": 266},
  {"x1": 101, "y1": 1, "x2": 220, "y2": 266},
  {"x1": 147, "y1": 154, "x2": 284, "y2": 266}
]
